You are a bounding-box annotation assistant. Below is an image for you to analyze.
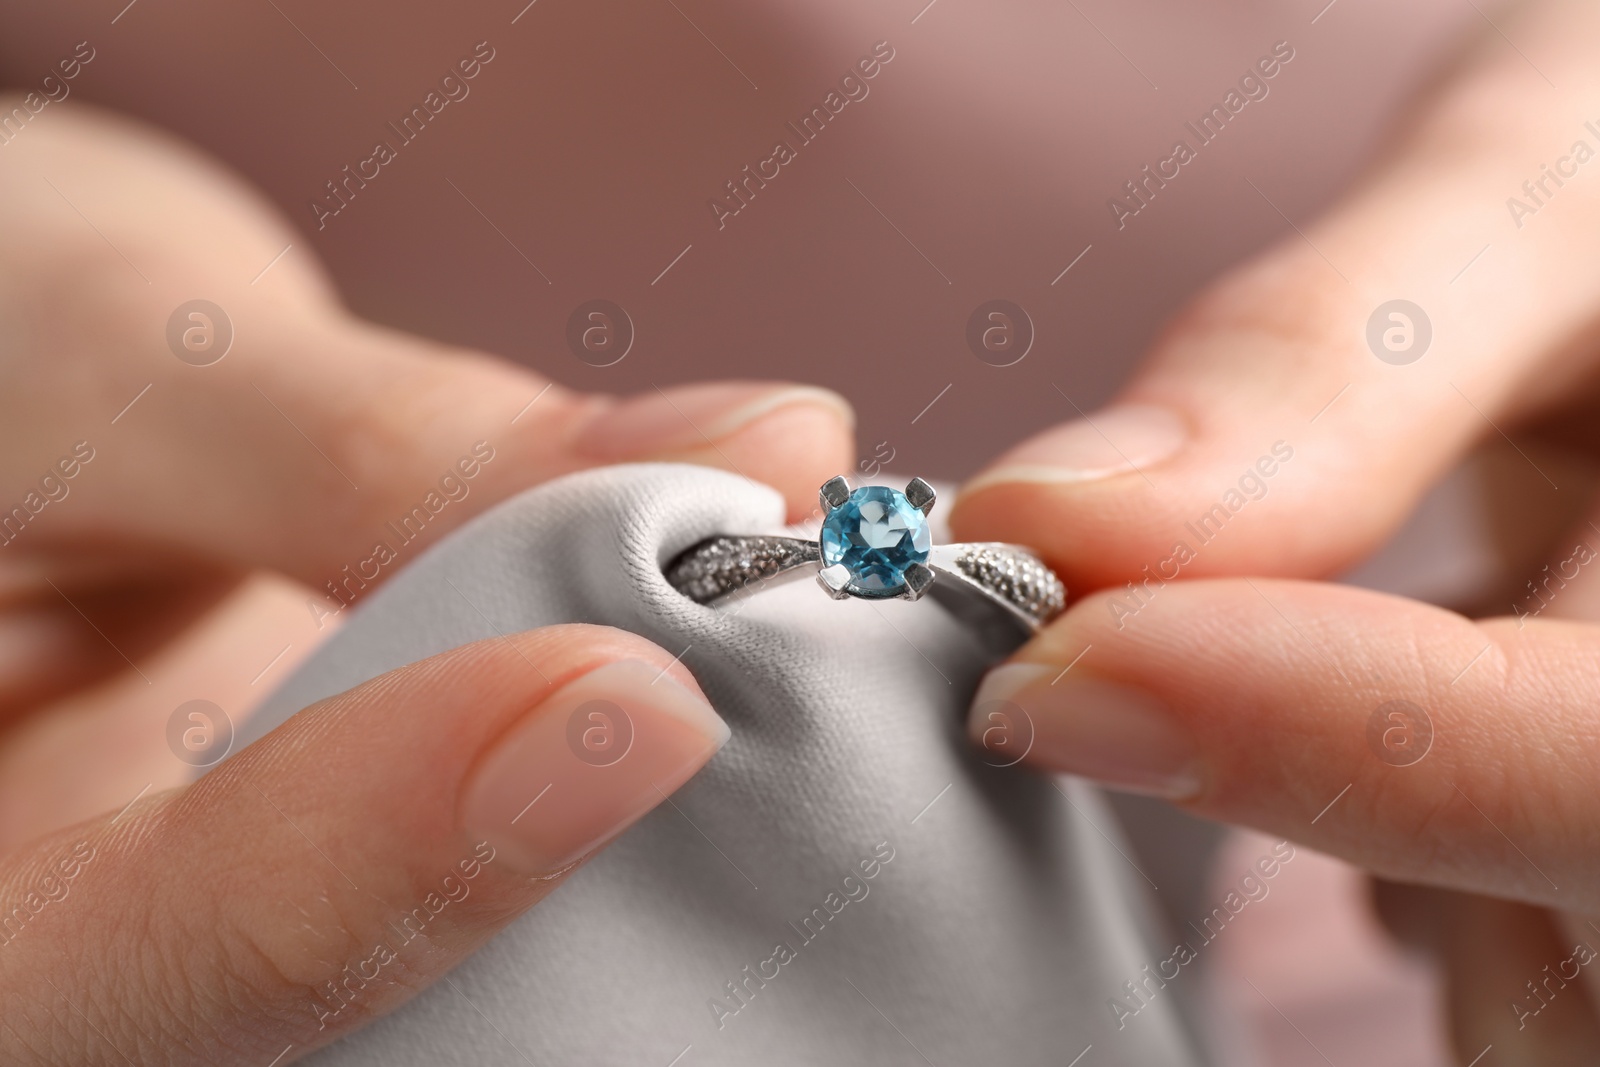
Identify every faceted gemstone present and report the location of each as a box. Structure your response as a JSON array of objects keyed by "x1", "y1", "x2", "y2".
[{"x1": 819, "y1": 485, "x2": 932, "y2": 598}]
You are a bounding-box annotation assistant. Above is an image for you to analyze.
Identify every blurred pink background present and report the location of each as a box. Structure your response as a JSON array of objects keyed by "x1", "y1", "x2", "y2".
[
  {"x1": 1207, "y1": 831, "x2": 1453, "y2": 1066},
  {"x1": 4, "y1": 0, "x2": 1476, "y2": 482},
  {"x1": 0, "y1": 2, "x2": 1493, "y2": 1061}
]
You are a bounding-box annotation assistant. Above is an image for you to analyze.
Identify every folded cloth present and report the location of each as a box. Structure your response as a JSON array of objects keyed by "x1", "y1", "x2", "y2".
[{"x1": 231, "y1": 464, "x2": 1206, "y2": 1066}]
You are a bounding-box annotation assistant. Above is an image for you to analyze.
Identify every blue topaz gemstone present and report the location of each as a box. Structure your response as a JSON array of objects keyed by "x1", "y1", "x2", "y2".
[{"x1": 820, "y1": 485, "x2": 932, "y2": 598}]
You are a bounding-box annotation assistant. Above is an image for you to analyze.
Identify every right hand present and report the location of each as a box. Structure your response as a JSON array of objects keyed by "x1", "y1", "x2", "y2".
[{"x1": 953, "y1": 2, "x2": 1600, "y2": 1060}]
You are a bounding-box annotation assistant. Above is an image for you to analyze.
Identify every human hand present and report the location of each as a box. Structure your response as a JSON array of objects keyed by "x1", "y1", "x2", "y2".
[
  {"x1": 953, "y1": 0, "x2": 1600, "y2": 1059},
  {"x1": 0, "y1": 98, "x2": 847, "y2": 1061},
  {"x1": 0, "y1": 96, "x2": 849, "y2": 824},
  {"x1": 0, "y1": 623, "x2": 732, "y2": 1065}
]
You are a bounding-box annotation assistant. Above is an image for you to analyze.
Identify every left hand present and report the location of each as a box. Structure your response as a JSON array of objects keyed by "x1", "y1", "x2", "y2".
[
  {"x1": 953, "y1": 1, "x2": 1600, "y2": 1061},
  {"x1": 0, "y1": 99, "x2": 853, "y2": 848}
]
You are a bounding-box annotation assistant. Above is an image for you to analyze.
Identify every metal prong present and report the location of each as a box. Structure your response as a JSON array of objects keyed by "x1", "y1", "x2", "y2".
[
  {"x1": 819, "y1": 476, "x2": 852, "y2": 512},
  {"x1": 905, "y1": 477, "x2": 937, "y2": 515},
  {"x1": 817, "y1": 564, "x2": 852, "y2": 600},
  {"x1": 902, "y1": 562, "x2": 935, "y2": 601}
]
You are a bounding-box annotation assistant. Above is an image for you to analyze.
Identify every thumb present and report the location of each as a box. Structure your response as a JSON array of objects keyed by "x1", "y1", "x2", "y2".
[{"x1": 0, "y1": 623, "x2": 727, "y2": 1065}]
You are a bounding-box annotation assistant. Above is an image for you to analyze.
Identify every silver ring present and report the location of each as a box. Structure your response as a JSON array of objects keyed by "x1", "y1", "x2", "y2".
[{"x1": 666, "y1": 476, "x2": 1066, "y2": 634}]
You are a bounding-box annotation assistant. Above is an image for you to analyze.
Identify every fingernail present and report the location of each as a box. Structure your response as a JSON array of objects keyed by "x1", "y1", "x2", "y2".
[
  {"x1": 969, "y1": 663, "x2": 1202, "y2": 800},
  {"x1": 962, "y1": 404, "x2": 1186, "y2": 492},
  {"x1": 574, "y1": 383, "x2": 855, "y2": 460},
  {"x1": 461, "y1": 659, "x2": 730, "y2": 874}
]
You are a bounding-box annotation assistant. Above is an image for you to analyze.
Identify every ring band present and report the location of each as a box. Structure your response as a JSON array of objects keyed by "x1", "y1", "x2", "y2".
[{"x1": 665, "y1": 476, "x2": 1066, "y2": 634}]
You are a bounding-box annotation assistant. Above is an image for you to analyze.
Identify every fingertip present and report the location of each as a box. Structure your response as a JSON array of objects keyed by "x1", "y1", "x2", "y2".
[
  {"x1": 948, "y1": 404, "x2": 1189, "y2": 579},
  {"x1": 967, "y1": 656, "x2": 1204, "y2": 801},
  {"x1": 460, "y1": 657, "x2": 729, "y2": 876},
  {"x1": 948, "y1": 480, "x2": 1084, "y2": 576},
  {"x1": 571, "y1": 381, "x2": 853, "y2": 459},
  {"x1": 702, "y1": 394, "x2": 855, "y2": 521},
  {"x1": 960, "y1": 404, "x2": 1189, "y2": 494},
  {"x1": 17, "y1": 624, "x2": 733, "y2": 1061},
  {"x1": 376, "y1": 624, "x2": 730, "y2": 878},
  {"x1": 571, "y1": 382, "x2": 855, "y2": 521},
  {"x1": 494, "y1": 623, "x2": 710, "y2": 700}
]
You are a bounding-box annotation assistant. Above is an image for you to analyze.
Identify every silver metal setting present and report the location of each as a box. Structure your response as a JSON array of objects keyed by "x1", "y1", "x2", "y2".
[
  {"x1": 663, "y1": 535, "x2": 819, "y2": 604},
  {"x1": 903, "y1": 561, "x2": 935, "y2": 602},
  {"x1": 819, "y1": 475, "x2": 852, "y2": 512},
  {"x1": 663, "y1": 476, "x2": 1066, "y2": 634},
  {"x1": 817, "y1": 563, "x2": 852, "y2": 599}
]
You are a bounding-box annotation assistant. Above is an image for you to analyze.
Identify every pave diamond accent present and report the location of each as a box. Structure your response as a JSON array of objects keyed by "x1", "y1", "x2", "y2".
[
  {"x1": 665, "y1": 532, "x2": 1066, "y2": 631},
  {"x1": 665, "y1": 536, "x2": 819, "y2": 602},
  {"x1": 953, "y1": 544, "x2": 1066, "y2": 623}
]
